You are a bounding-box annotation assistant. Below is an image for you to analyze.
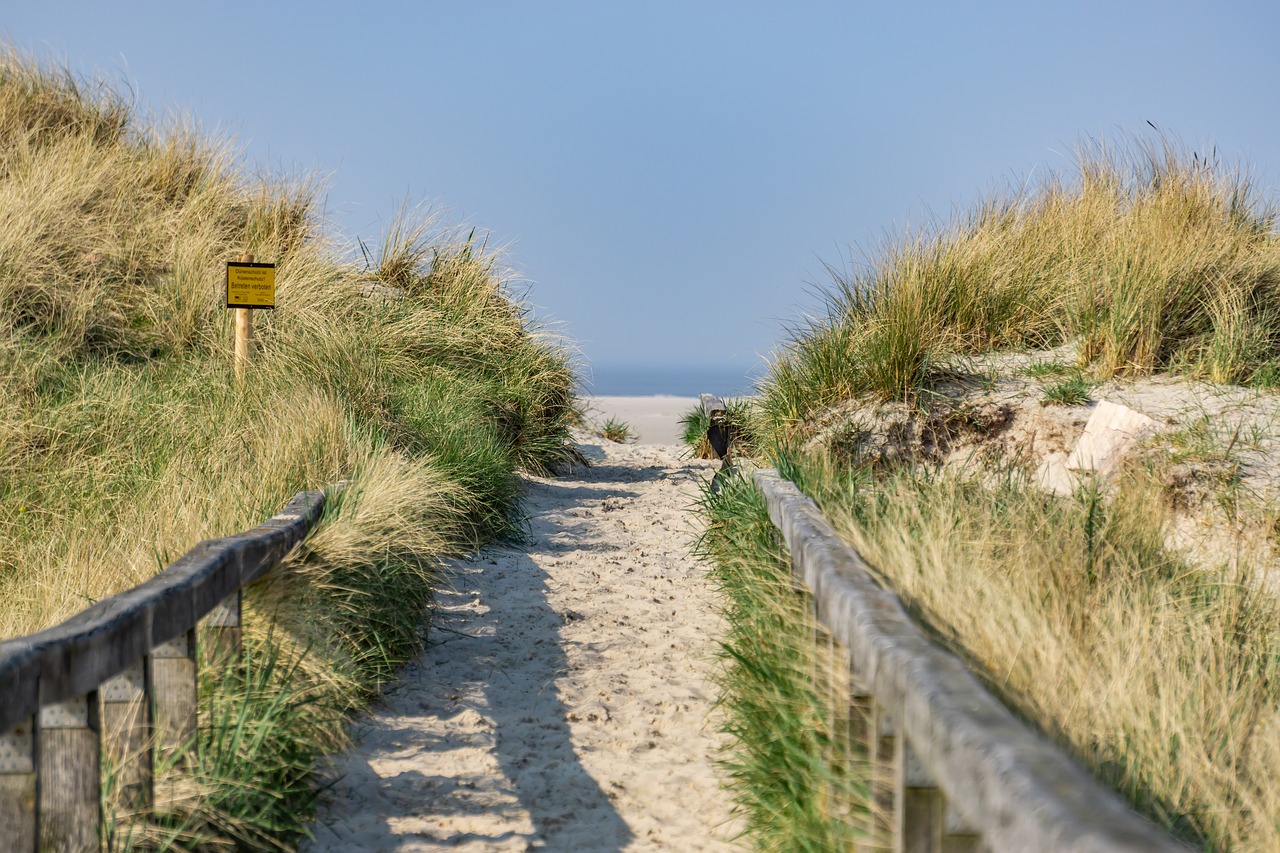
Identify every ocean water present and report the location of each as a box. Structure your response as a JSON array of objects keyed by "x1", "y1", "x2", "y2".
[{"x1": 582, "y1": 364, "x2": 762, "y2": 397}]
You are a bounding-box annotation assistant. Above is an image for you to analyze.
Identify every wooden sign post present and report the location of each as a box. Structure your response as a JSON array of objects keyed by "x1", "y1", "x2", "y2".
[{"x1": 226, "y1": 253, "x2": 276, "y2": 382}]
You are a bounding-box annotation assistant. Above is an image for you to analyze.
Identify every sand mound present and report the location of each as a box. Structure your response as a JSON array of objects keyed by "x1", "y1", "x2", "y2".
[{"x1": 802, "y1": 348, "x2": 1280, "y2": 578}]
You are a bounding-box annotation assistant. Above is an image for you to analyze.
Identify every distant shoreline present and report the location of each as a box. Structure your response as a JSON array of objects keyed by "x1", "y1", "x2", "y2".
[{"x1": 580, "y1": 364, "x2": 761, "y2": 397}]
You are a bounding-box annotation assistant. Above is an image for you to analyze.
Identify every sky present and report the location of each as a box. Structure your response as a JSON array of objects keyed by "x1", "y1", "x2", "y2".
[{"x1": 5, "y1": 1, "x2": 1280, "y2": 387}]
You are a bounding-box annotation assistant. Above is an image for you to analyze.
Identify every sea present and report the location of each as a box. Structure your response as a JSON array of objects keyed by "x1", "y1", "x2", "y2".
[{"x1": 581, "y1": 364, "x2": 761, "y2": 397}]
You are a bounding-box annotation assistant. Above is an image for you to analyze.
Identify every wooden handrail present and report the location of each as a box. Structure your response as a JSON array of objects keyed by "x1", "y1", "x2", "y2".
[
  {"x1": 752, "y1": 469, "x2": 1186, "y2": 852},
  {"x1": 0, "y1": 488, "x2": 327, "y2": 850}
]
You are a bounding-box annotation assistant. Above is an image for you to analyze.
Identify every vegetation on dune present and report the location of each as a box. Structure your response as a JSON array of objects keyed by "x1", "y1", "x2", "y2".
[
  {"x1": 695, "y1": 473, "x2": 869, "y2": 851},
  {"x1": 760, "y1": 134, "x2": 1280, "y2": 447},
  {"x1": 0, "y1": 48, "x2": 576, "y2": 849},
  {"x1": 687, "y1": 134, "x2": 1280, "y2": 850},
  {"x1": 782, "y1": 450, "x2": 1280, "y2": 850}
]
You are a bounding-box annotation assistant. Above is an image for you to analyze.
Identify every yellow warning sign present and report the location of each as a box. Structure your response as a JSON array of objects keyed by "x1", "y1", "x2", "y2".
[{"x1": 226, "y1": 262, "x2": 276, "y2": 309}]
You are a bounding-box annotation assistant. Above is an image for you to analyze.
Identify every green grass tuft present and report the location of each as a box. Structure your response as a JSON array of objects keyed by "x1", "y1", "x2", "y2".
[
  {"x1": 696, "y1": 472, "x2": 870, "y2": 850},
  {"x1": 1041, "y1": 374, "x2": 1094, "y2": 406},
  {"x1": 597, "y1": 416, "x2": 635, "y2": 443}
]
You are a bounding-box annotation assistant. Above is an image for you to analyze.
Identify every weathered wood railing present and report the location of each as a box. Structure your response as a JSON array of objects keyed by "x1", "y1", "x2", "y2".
[
  {"x1": 0, "y1": 489, "x2": 327, "y2": 851},
  {"x1": 752, "y1": 470, "x2": 1186, "y2": 852}
]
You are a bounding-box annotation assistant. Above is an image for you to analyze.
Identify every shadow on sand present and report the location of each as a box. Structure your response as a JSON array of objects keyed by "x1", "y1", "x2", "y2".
[{"x1": 426, "y1": 471, "x2": 648, "y2": 849}]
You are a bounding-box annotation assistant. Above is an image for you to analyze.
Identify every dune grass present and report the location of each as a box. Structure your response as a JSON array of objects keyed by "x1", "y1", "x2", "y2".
[
  {"x1": 759, "y1": 134, "x2": 1280, "y2": 447},
  {"x1": 687, "y1": 134, "x2": 1280, "y2": 850},
  {"x1": 695, "y1": 472, "x2": 869, "y2": 851},
  {"x1": 779, "y1": 450, "x2": 1280, "y2": 850},
  {"x1": 692, "y1": 433, "x2": 1280, "y2": 849},
  {"x1": 0, "y1": 47, "x2": 576, "y2": 849}
]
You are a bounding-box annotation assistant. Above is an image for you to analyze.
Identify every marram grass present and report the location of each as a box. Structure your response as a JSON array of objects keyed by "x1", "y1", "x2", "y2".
[
  {"x1": 760, "y1": 134, "x2": 1280, "y2": 447},
  {"x1": 0, "y1": 47, "x2": 575, "y2": 850},
  {"x1": 696, "y1": 472, "x2": 871, "y2": 851},
  {"x1": 783, "y1": 450, "x2": 1280, "y2": 850}
]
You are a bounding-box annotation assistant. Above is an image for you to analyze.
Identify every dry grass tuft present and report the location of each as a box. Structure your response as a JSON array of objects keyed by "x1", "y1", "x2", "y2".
[
  {"x1": 0, "y1": 45, "x2": 576, "y2": 849},
  {"x1": 761, "y1": 134, "x2": 1280, "y2": 447},
  {"x1": 785, "y1": 451, "x2": 1280, "y2": 850}
]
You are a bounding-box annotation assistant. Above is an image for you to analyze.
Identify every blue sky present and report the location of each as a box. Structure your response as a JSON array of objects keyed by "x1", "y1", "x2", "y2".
[{"x1": 5, "y1": 2, "x2": 1280, "y2": 382}]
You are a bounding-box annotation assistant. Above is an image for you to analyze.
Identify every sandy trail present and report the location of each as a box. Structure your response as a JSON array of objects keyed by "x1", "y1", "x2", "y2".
[{"x1": 305, "y1": 435, "x2": 741, "y2": 852}]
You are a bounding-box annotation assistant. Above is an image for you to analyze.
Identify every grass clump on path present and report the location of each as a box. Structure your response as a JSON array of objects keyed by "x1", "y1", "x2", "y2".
[
  {"x1": 596, "y1": 416, "x2": 635, "y2": 443},
  {"x1": 0, "y1": 47, "x2": 575, "y2": 850}
]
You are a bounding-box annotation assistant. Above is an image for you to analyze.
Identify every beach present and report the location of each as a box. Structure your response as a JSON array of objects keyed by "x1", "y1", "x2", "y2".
[{"x1": 582, "y1": 395, "x2": 699, "y2": 445}]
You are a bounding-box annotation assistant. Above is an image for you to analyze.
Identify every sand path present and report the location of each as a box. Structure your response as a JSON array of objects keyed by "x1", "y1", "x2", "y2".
[{"x1": 305, "y1": 436, "x2": 741, "y2": 852}]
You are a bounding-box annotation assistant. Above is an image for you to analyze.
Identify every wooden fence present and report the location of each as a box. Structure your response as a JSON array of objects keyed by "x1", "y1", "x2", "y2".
[
  {"x1": 0, "y1": 420, "x2": 1194, "y2": 851},
  {"x1": 0, "y1": 489, "x2": 327, "y2": 851},
  {"x1": 753, "y1": 470, "x2": 1187, "y2": 852}
]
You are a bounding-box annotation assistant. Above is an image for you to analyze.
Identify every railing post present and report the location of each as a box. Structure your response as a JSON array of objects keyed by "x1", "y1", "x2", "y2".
[
  {"x1": 895, "y1": 734, "x2": 943, "y2": 852},
  {"x1": 0, "y1": 717, "x2": 37, "y2": 851},
  {"x1": 37, "y1": 693, "x2": 101, "y2": 852},
  {"x1": 825, "y1": 633, "x2": 844, "y2": 822},
  {"x1": 941, "y1": 803, "x2": 983, "y2": 853},
  {"x1": 150, "y1": 628, "x2": 198, "y2": 764},
  {"x1": 203, "y1": 590, "x2": 242, "y2": 665},
  {"x1": 847, "y1": 675, "x2": 877, "y2": 851},
  {"x1": 865, "y1": 701, "x2": 897, "y2": 853},
  {"x1": 810, "y1": 596, "x2": 822, "y2": 701},
  {"x1": 101, "y1": 659, "x2": 152, "y2": 812}
]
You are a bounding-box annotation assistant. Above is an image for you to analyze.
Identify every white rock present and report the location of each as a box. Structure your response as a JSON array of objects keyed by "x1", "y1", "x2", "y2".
[
  {"x1": 1065, "y1": 400, "x2": 1161, "y2": 478},
  {"x1": 1035, "y1": 452, "x2": 1077, "y2": 496}
]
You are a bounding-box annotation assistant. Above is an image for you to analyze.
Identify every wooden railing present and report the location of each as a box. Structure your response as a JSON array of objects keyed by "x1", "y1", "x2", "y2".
[
  {"x1": 0, "y1": 489, "x2": 327, "y2": 851},
  {"x1": 753, "y1": 470, "x2": 1186, "y2": 852}
]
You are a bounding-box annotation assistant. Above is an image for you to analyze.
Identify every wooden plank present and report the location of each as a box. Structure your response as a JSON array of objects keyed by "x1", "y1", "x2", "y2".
[
  {"x1": 754, "y1": 470, "x2": 1187, "y2": 852},
  {"x1": 201, "y1": 590, "x2": 242, "y2": 667},
  {"x1": 151, "y1": 629, "x2": 198, "y2": 766},
  {"x1": 233, "y1": 253, "x2": 255, "y2": 383},
  {"x1": 847, "y1": 673, "x2": 877, "y2": 849},
  {"x1": 0, "y1": 490, "x2": 325, "y2": 733},
  {"x1": 0, "y1": 644, "x2": 40, "y2": 767},
  {"x1": 941, "y1": 801, "x2": 983, "y2": 853},
  {"x1": 37, "y1": 694, "x2": 100, "y2": 853},
  {"x1": 0, "y1": 718, "x2": 36, "y2": 852},
  {"x1": 847, "y1": 673, "x2": 873, "y2": 751},
  {"x1": 101, "y1": 659, "x2": 151, "y2": 812},
  {"x1": 860, "y1": 700, "x2": 897, "y2": 853},
  {"x1": 896, "y1": 735, "x2": 943, "y2": 852}
]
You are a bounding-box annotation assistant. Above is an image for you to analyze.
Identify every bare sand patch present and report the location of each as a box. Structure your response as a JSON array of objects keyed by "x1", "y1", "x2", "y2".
[
  {"x1": 582, "y1": 395, "x2": 698, "y2": 445},
  {"x1": 305, "y1": 433, "x2": 741, "y2": 852}
]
